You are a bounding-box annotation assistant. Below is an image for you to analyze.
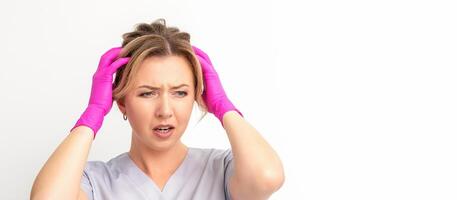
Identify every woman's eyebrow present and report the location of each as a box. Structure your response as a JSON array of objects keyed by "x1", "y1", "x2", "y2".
[{"x1": 137, "y1": 84, "x2": 189, "y2": 90}]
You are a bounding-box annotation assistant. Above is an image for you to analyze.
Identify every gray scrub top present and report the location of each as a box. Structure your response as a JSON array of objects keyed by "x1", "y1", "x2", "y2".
[{"x1": 80, "y1": 147, "x2": 234, "y2": 200}]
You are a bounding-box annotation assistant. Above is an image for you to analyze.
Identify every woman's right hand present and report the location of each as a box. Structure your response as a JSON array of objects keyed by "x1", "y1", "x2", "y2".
[{"x1": 70, "y1": 47, "x2": 130, "y2": 138}]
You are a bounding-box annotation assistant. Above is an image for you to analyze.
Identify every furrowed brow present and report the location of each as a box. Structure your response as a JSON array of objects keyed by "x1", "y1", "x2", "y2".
[{"x1": 137, "y1": 84, "x2": 189, "y2": 90}]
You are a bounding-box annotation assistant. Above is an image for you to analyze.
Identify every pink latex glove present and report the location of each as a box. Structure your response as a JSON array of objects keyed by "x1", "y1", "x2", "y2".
[
  {"x1": 192, "y1": 46, "x2": 243, "y2": 126},
  {"x1": 70, "y1": 47, "x2": 130, "y2": 138}
]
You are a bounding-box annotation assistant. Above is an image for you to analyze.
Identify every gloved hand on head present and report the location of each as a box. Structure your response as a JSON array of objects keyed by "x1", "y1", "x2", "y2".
[
  {"x1": 70, "y1": 47, "x2": 130, "y2": 138},
  {"x1": 192, "y1": 45, "x2": 243, "y2": 126}
]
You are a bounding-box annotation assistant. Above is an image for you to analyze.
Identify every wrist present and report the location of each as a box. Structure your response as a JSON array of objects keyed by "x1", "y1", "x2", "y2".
[
  {"x1": 218, "y1": 108, "x2": 243, "y2": 126},
  {"x1": 71, "y1": 106, "x2": 105, "y2": 138}
]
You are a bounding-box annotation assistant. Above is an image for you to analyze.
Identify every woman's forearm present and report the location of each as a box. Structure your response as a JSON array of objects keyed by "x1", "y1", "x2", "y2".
[
  {"x1": 223, "y1": 111, "x2": 285, "y2": 198},
  {"x1": 30, "y1": 126, "x2": 94, "y2": 200}
]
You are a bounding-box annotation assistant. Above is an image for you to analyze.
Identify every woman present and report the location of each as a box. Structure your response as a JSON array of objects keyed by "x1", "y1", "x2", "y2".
[{"x1": 31, "y1": 19, "x2": 284, "y2": 200}]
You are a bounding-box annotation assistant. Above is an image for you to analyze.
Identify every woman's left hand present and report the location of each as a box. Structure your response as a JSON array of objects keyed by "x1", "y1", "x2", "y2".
[{"x1": 192, "y1": 45, "x2": 243, "y2": 125}]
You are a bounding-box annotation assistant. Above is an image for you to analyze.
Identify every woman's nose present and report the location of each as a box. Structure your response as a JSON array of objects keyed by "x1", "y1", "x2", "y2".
[{"x1": 155, "y1": 94, "x2": 173, "y2": 119}]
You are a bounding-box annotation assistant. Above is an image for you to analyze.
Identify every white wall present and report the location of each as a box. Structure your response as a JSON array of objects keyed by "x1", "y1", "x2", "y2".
[
  {"x1": 273, "y1": 0, "x2": 457, "y2": 199},
  {"x1": 1, "y1": 0, "x2": 456, "y2": 199}
]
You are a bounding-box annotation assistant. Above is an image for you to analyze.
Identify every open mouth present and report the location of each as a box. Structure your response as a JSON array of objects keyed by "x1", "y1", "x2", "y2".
[
  {"x1": 153, "y1": 124, "x2": 175, "y2": 137},
  {"x1": 153, "y1": 126, "x2": 174, "y2": 133}
]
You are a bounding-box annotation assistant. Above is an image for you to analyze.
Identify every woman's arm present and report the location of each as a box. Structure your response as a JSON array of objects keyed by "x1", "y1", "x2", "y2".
[
  {"x1": 191, "y1": 46, "x2": 285, "y2": 199},
  {"x1": 223, "y1": 111, "x2": 285, "y2": 200},
  {"x1": 30, "y1": 126, "x2": 93, "y2": 200},
  {"x1": 30, "y1": 47, "x2": 129, "y2": 200}
]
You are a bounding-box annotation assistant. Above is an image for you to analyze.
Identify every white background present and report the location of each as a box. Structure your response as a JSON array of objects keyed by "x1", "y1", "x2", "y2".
[{"x1": 0, "y1": 0, "x2": 456, "y2": 199}]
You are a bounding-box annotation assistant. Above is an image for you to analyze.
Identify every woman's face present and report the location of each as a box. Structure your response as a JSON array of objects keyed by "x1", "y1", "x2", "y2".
[{"x1": 118, "y1": 55, "x2": 196, "y2": 151}]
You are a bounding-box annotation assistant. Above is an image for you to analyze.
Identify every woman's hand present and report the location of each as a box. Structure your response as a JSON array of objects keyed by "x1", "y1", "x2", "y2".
[
  {"x1": 192, "y1": 45, "x2": 243, "y2": 125},
  {"x1": 70, "y1": 47, "x2": 130, "y2": 138}
]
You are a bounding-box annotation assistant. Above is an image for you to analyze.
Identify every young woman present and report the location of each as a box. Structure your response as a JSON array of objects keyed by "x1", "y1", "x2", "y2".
[{"x1": 31, "y1": 19, "x2": 284, "y2": 200}]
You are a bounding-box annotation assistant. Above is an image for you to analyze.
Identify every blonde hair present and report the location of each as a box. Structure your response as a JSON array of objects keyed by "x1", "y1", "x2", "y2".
[{"x1": 113, "y1": 18, "x2": 208, "y2": 120}]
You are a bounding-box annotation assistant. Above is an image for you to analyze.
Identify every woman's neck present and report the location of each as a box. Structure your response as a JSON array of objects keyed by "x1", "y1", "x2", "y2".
[{"x1": 128, "y1": 135, "x2": 188, "y2": 176}]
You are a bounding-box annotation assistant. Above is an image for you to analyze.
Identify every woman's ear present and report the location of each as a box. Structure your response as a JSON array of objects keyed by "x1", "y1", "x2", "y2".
[{"x1": 116, "y1": 98, "x2": 126, "y2": 114}]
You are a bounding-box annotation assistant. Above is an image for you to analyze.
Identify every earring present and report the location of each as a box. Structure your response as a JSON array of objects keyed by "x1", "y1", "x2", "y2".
[{"x1": 123, "y1": 113, "x2": 127, "y2": 120}]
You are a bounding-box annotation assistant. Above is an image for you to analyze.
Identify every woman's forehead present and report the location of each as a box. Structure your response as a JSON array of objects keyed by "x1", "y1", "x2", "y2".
[{"x1": 133, "y1": 55, "x2": 194, "y2": 87}]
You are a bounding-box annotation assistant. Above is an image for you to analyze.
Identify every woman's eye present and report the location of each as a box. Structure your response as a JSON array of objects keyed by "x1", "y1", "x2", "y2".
[
  {"x1": 139, "y1": 91, "x2": 187, "y2": 97},
  {"x1": 176, "y1": 91, "x2": 188, "y2": 97},
  {"x1": 140, "y1": 92, "x2": 156, "y2": 97}
]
